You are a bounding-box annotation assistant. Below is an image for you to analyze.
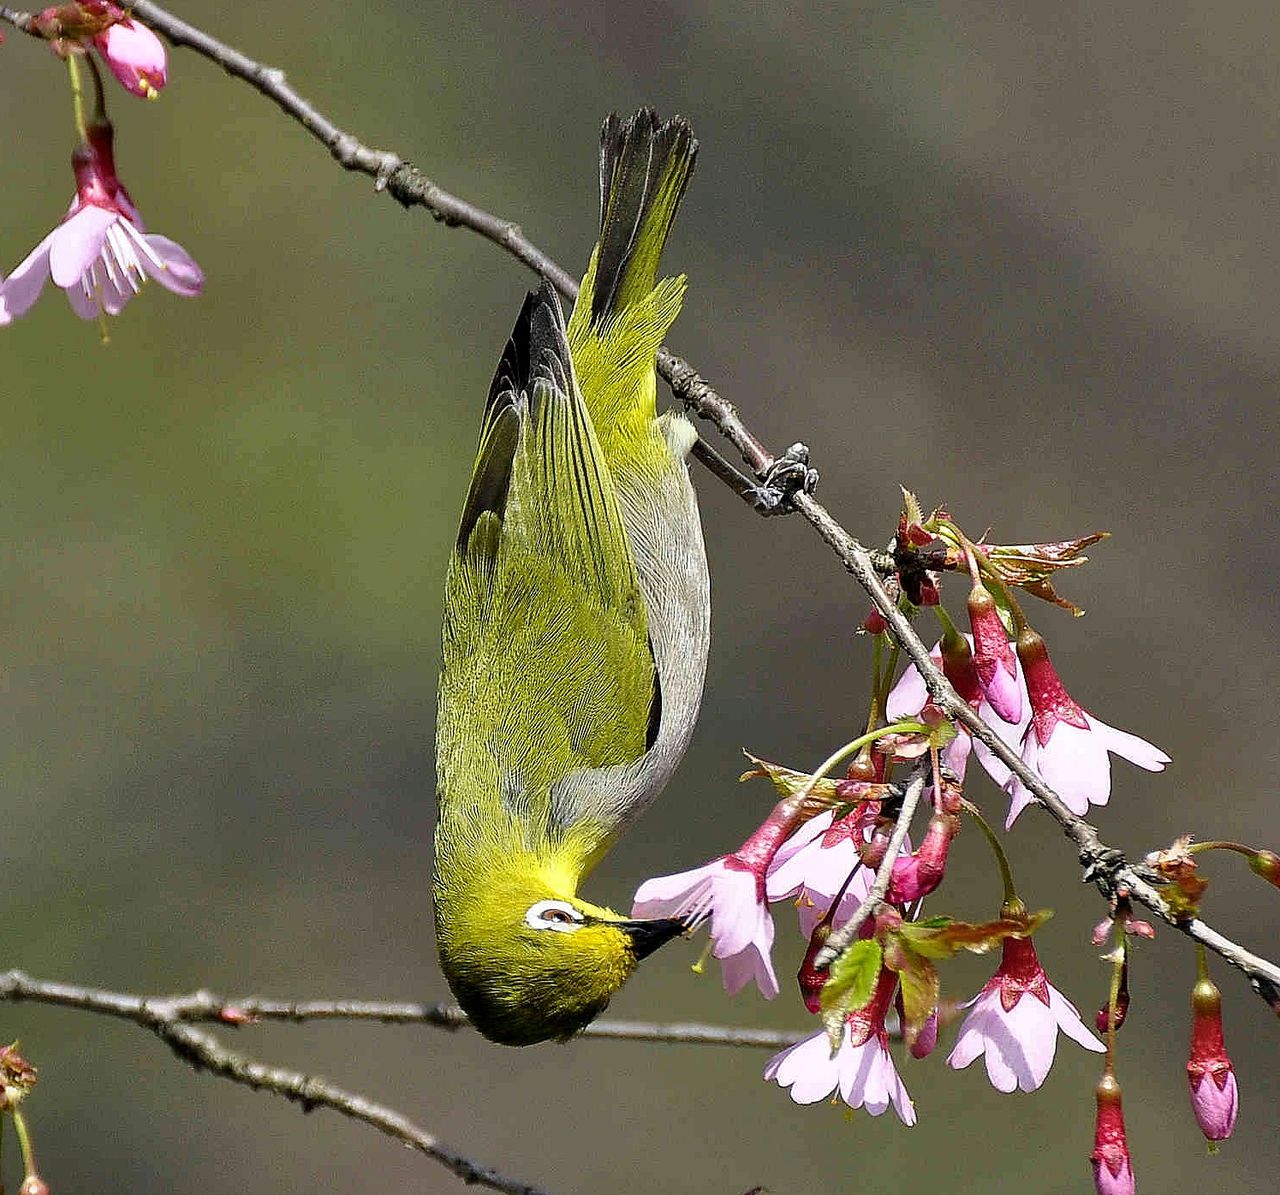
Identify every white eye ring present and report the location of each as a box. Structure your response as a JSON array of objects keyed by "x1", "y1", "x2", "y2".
[{"x1": 524, "y1": 899, "x2": 585, "y2": 933}]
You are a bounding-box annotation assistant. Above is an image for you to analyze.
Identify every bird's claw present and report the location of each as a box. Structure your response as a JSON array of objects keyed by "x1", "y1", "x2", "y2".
[{"x1": 748, "y1": 443, "x2": 819, "y2": 516}]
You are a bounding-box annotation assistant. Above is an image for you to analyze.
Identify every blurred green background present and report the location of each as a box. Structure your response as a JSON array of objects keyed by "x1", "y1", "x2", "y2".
[{"x1": 1, "y1": 1, "x2": 1278, "y2": 1192}]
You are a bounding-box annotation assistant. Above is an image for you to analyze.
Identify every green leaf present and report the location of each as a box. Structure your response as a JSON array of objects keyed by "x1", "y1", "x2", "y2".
[
  {"x1": 739, "y1": 752, "x2": 844, "y2": 800},
  {"x1": 819, "y1": 939, "x2": 882, "y2": 1050}
]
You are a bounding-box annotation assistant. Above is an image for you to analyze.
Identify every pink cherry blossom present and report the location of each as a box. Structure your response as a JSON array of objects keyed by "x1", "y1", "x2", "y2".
[
  {"x1": 1003, "y1": 630, "x2": 1169, "y2": 828},
  {"x1": 633, "y1": 797, "x2": 823, "y2": 999},
  {"x1": 93, "y1": 15, "x2": 168, "y2": 99},
  {"x1": 764, "y1": 1027, "x2": 916, "y2": 1123},
  {"x1": 633, "y1": 856, "x2": 778, "y2": 997},
  {"x1": 0, "y1": 131, "x2": 201, "y2": 326},
  {"x1": 968, "y1": 583, "x2": 1021, "y2": 723},
  {"x1": 765, "y1": 967, "x2": 915, "y2": 1123},
  {"x1": 947, "y1": 934, "x2": 1103, "y2": 1092}
]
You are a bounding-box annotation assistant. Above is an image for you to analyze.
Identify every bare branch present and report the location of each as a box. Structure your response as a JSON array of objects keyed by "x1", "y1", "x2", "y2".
[
  {"x1": 0, "y1": 0, "x2": 1266, "y2": 1008},
  {"x1": 816, "y1": 767, "x2": 928, "y2": 968}
]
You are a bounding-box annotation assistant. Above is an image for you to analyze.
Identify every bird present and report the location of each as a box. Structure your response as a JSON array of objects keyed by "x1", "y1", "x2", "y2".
[{"x1": 433, "y1": 110, "x2": 709, "y2": 1046}]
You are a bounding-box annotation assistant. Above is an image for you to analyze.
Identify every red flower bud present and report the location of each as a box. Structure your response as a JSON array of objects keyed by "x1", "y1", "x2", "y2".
[
  {"x1": 1249, "y1": 848, "x2": 1280, "y2": 887},
  {"x1": 1090, "y1": 1074, "x2": 1135, "y2": 1195},
  {"x1": 1187, "y1": 975, "x2": 1238, "y2": 1142}
]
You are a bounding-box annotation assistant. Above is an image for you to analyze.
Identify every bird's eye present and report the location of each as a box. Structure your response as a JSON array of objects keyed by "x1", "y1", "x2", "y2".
[{"x1": 525, "y1": 899, "x2": 585, "y2": 933}]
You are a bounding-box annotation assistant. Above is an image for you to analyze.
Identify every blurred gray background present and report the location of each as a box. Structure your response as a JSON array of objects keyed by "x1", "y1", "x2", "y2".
[{"x1": 1, "y1": 1, "x2": 1278, "y2": 1192}]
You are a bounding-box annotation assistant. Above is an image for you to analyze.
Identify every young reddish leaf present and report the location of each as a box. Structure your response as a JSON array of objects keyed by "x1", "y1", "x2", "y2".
[
  {"x1": 895, "y1": 951, "x2": 940, "y2": 1048},
  {"x1": 899, "y1": 910, "x2": 1052, "y2": 959}
]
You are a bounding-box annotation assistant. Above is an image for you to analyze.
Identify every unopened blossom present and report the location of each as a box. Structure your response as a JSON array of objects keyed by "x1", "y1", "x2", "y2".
[
  {"x1": 886, "y1": 634, "x2": 1029, "y2": 787},
  {"x1": 0, "y1": 128, "x2": 201, "y2": 325},
  {"x1": 886, "y1": 811, "x2": 956, "y2": 904},
  {"x1": 633, "y1": 798, "x2": 824, "y2": 999},
  {"x1": 1091, "y1": 1074, "x2": 1135, "y2": 1195},
  {"x1": 93, "y1": 12, "x2": 167, "y2": 99},
  {"x1": 1187, "y1": 972, "x2": 1238, "y2": 1142},
  {"x1": 968, "y1": 582, "x2": 1021, "y2": 723},
  {"x1": 948, "y1": 932, "x2": 1104, "y2": 1092},
  {"x1": 1004, "y1": 628, "x2": 1169, "y2": 828},
  {"x1": 765, "y1": 966, "x2": 916, "y2": 1124}
]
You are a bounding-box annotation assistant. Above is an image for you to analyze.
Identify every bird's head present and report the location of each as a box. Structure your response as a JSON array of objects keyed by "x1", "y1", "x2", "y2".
[{"x1": 434, "y1": 865, "x2": 685, "y2": 1046}]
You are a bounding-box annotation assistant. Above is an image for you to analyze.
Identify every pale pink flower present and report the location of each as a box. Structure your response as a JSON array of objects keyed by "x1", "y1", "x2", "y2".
[
  {"x1": 93, "y1": 15, "x2": 167, "y2": 99},
  {"x1": 633, "y1": 798, "x2": 823, "y2": 1000},
  {"x1": 765, "y1": 966, "x2": 915, "y2": 1124},
  {"x1": 947, "y1": 934, "x2": 1103, "y2": 1091},
  {"x1": 0, "y1": 131, "x2": 201, "y2": 325},
  {"x1": 968, "y1": 583, "x2": 1021, "y2": 723},
  {"x1": 1004, "y1": 630, "x2": 1169, "y2": 828}
]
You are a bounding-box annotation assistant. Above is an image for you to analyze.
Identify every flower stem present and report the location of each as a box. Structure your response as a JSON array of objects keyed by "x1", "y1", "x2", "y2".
[
  {"x1": 965, "y1": 803, "x2": 1019, "y2": 905},
  {"x1": 12, "y1": 1108, "x2": 36, "y2": 1181},
  {"x1": 85, "y1": 49, "x2": 109, "y2": 123},
  {"x1": 67, "y1": 51, "x2": 89, "y2": 142},
  {"x1": 794, "y1": 722, "x2": 930, "y2": 803},
  {"x1": 1196, "y1": 941, "x2": 1209, "y2": 984},
  {"x1": 1105, "y1": 925, "x2": 1127, "y2": 1066},
  {"x1": 1186, "y1": 840, "x2": 1255, "y2": 857}
]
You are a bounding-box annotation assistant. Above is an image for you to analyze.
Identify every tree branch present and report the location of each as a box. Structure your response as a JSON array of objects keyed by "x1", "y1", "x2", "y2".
[
  {"x1": 0, "y1": 971, "x2": 806, "y2": 1047},
  {"x1": 4, "y1": 0, "x2": 1274, "y2": 1008}
]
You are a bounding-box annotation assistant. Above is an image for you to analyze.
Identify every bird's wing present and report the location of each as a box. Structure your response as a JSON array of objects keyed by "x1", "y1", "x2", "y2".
[{"x1": 438, "y1": 282, "x2": 658, "y2": 850}]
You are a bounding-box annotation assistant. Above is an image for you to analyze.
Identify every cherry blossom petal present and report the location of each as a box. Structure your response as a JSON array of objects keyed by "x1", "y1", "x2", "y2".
[
  {"x1": 764, "y1": 1031, "x2": 839, "y2": 1105},
  {"x1": 0, "y1": 231, "x2": 57, "y2": 323},
  {"x1": 48, "y1": 206, "x2": 116, "y2": 288},
  {"x1": 138, "y1": 232, "x2": 204, "y2": 295}
]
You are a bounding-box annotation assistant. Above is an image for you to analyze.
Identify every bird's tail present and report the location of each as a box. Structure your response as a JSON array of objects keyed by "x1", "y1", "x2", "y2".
[{"x1": 567, "y1": 110, "x2": 697, "y2": 449}]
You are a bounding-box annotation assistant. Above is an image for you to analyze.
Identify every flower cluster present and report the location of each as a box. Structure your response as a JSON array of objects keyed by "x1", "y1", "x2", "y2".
[
  {"x1": 630, "y1": 496, "x2": 1243, "y2": 1194},
  {"x1": 2, "y1": 2, "x2": 201, "y2": 328}
]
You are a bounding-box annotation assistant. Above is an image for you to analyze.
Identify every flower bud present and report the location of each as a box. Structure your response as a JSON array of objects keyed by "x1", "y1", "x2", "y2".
[
  {"x1": 886, "y1": 812, "x2": 956, "y2": 903},
  {"x1": 20, "y1": 1175, "x2": 51, "y2": 1195},
  {"x1": 1249, "y1": 848, "x2": 1280, "y2": 888},
  {"x1": 1090, "y1": 1074, "x2": 1135, "y2": 1195},
  {"x1": 797, "y1": 924, "x2": 830, "y2": 1014},
  {"x1": 92, "y1": 13, "x2": 167, "y2": 99},
  {"x1": 1187, "y1": 975, "x2": 1238, "y2": 1142},
  {"x1": 909, "y1": 1009, "x2": 939, "y2": 1059},
  {"x1": 967, "y1": 583, "x2": 1021, "y2": 723}
]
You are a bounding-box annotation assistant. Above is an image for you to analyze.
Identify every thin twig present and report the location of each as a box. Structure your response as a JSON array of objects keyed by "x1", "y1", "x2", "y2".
[
  {"x1": 0, "y1": 972, "x2": 806, "y2": 1047},
  {"x1": 815, "y1": 767, "x2": 928, "y2": 968},
  {"x1": 0, "y1": 970, "x2": 551, "y2": 1195},
  {"x1": 2, "y1": 3, "x2": 1276, "y2": 1004}
]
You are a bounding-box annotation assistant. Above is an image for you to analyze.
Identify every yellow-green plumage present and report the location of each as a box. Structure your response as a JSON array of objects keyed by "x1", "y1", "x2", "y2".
[{"x1": 434, "y1": 112, "x2": 706, "y2": 1046}]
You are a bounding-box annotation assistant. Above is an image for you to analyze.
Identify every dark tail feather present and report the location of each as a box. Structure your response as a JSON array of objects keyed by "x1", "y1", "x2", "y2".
[{"x1": 591, "y1": 109, "x2": 697, "y2": 326}]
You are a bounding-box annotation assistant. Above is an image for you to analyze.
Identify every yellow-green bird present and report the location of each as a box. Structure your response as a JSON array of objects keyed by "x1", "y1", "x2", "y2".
[{"x1": 433, "y1": 110, "x2": 708, "y2": 1046}]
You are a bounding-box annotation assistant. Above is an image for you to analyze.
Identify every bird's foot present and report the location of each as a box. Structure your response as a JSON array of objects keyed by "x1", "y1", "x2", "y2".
[{"x1": 748, "y1": 443, "x2": 819, "y2": 516}]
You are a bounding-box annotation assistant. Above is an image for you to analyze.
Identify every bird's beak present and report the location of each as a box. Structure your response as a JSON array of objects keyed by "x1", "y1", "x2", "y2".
[{"x1": 619, "y1": 917, "x2": 687, "y2": 960}]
